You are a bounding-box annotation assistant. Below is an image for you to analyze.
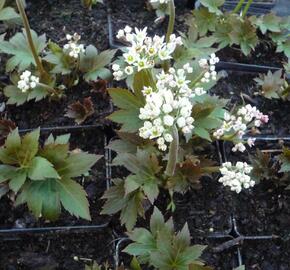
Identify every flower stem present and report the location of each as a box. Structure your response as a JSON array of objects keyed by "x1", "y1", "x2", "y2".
[
  {"x1": 242, "y1": 0, "x2": 253, "y2": 18},
  {"x1": 163, "y1": 0, "x2": 175, "y2": 72},
  {"x1": 165, "y1": 125, "x2": 179, "y2": 177},
  {"x1": 233, "y1": 0, "x2": 245, "y2": 14},
  {"x1": 16, "y1": 0, "x2": 46, "y2": 76},
  {"x1": 37, "y1": 83, "x2": 58, "y2": 96}
]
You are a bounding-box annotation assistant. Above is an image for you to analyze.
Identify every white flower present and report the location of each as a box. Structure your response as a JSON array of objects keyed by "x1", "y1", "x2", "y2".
[
  {"x1": 164, "y1": 133, "x2": 173, "y2": 142},
  {"x1": 247, "y1": 137, "x2": 256, "y2": 147},
  {"x1": 63, "y1": 33, "x2": 85, "y2": 58},
  {"x1": 112, "y1": 64, "x2": 120, "y2": 71},
  {"x1": 116, "y1": 29, "x2": 125, "y2": 39},
  {"x1": 177, "y1": 117, "x2": 186, "y2": 128},
  {"x1": 17, "y1": 71, "x2": 39, "y2": 93},
  {"x1": 138, "y1": 66, "x2": 195, "y2": 151},
  {"x1": 232, "y1": 143, "x2": 246, "y2": 152},
  {"x1": 124, "y1": 25, "x2": 132, "y2": 33},
  {"x1": 218, "y1": 162, "x2": 254, "y2": 193},
  {"x1": 112, "y1": 27, "x2": 182, "y2": 80},
  {"x1": 163, "y1": 115, "x2": 174, "y2": 126},
  {"x1": 124, "y1": 66, "x2": 134, "y2": 75}
]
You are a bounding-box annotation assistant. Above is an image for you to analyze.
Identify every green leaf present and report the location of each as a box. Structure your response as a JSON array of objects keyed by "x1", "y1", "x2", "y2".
[
  {"x1": 108, "y1": 88, "x2": 144, "y2": 132},
  {"x1": 28, "y1": 156, "x2": 60, "y2": 180},
  {"x1": 4, "y1": 85, "x2": 28, "y2": 106},
  {"x1": 229, "y1": 18, "x2": 258, "y2": 56},
  {"x1": 133, "y1": 70, "x2": 154, "y2": 104},
  {"x1": 80, "y1": 45, "x2": 116, "y2": 81},
  {"x1": 56, "y1": 178, "x2": 91, "y2": 220},
  {"x1": 0, "y1": 128, "x2": 39, "y2": 166},
  {"x1": 57, "y1": 152, "x2": 101, "y2": 178},
  {"x1": 9, "y1": 169, "x2": 26, "y2": 192},
  {"x1": 252, "y1": 13, "x2": 282, "y2": 34},
  {"x1": 276, "y1": 39, "x2": 290, "y2": 58},
  {"x1": 199, "y1": 0, "x2": 225, "y2": 15},
  {"x1": 150, "y1": 206, "x2": 165, "y2": 235},
  {"x1": 0, "y1": 29, "x2": 47, "y2": 71},
  {"x1": 17, "y1": 180, "x2": 62, "y2": 220},
  {"x1": 190, "y1": 8, "x2": 218, "y2": 36},
  {"x1": 0, "y1": 164, "x2": 16, "y2": 183},
  {"x1": 193, "y1": 127, "x2": 211, "y2": 141},
  {"x1": 0, "y1": 7, "x2": 20, "y2": 21}
]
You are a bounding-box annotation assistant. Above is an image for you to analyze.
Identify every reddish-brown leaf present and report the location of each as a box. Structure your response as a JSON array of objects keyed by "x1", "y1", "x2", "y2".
[{"x1": 65, "y1": 97, "x2": 95, "y2": 124}]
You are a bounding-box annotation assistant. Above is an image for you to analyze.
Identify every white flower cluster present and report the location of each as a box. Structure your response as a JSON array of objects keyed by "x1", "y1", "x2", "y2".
[
  {"x1": 138, "y1": 65, "x2": 201, "y2": 151},
  {"x1": 213, "y1": 104, "x2": 269, "y2": 152},
  {"x1": 150, "y1": 0, "x2": 169, "y2": 3},
  {"x1": 63, "y1": 33, "x2": 85, "y2": 59},
  {"x1": 198, "y1": 54, "x2": 219, "y2": 82},
  {"x1": 219, "y1": 162, "x2": 254, "y2": 193},
  {"x1": 113, "y1": 27, "x2": 182, "y2": 80},
  {"x1": 17, "y1": 71, "x2": 39, "y2": 93}
]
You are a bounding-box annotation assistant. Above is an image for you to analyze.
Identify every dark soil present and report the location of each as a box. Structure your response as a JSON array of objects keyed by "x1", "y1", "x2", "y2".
[{"x1": 108, "y1": 0, "x2": 190, "y2": 43}]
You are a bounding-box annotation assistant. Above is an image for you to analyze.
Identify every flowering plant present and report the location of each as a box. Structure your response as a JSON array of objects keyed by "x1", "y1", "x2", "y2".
[{"x1": 0, "y1": 0, "x2": 116, "y2": 105}]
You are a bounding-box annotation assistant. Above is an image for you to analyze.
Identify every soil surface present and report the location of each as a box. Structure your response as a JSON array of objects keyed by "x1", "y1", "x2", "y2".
[{"x1": 1, "y1": 0, "x2": 290, "y2": 269}]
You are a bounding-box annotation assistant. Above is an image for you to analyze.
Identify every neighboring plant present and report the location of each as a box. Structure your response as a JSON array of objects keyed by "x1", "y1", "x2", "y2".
[
  {"x1": 186, "y1": 0, "x2": 290, "y2": 57},
  {"x1": 0, "y1": 128, "x2": 101, "y2": 220},
  {"x1": 0, "y1": 0, "x2": 116, "y2": 105},
  {"x1": 254, "y1": 70, "x2": 290, "y2": 100},
  {"x1": 249, "y1": 149, "x2": 290, "y2": 189},
  {"x1": 65, "y1": 97, "x2": 95, "y2": 124},
  {"x1": 123, "y1": 207, "x2": 211, "y2": 270}
]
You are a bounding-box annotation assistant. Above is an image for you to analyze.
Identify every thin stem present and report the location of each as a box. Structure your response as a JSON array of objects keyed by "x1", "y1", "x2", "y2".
[
  {"x1": 233, "y1": 0, "x2": 245, "y2": 14},
  {"x1": 165, "y1": 125, "x2": 179, "y2": 177},
  {"x1": 37, "y1": 82, "x2": 58, "y2": 96},
  {"x1": 163, "y1": 0, "x2": 175, "y2": 72},
  {"x1": 242, "y1": 0, "x2": 254, "y2": 17},
  {"x1": 201, "y1": 166, "x2": 221, "y2": 173},
  {"x1": 16, "y1": 0, "x2": 45, "y2": 76}
]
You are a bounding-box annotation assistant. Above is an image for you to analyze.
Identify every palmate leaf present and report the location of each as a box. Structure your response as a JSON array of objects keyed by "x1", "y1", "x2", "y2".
[
  {"x1": 229, "y1": 18, "x2": 259, "y2": 56},
  {"x1": 4, "y1": 83, "x2": 49, "y2": 106},
  {"x1": 276, "y1": 39, "x2": 290, "y2": 58},
  {"x1": 65, "y1": 97, "x2": 95, "y2": 124},
  {"x1": 101, "y1": 179, "x2": 145, "y2": 230},
  {"x1": 254, "y1": 70, "x2": 285, "y2": 99},
  {"x1": 251, "y1": 13, "x2": 282, "y2": 34},
  {"x1": 43, "y1": 42, "x2": 73, "y2": 75},
  {"x1": 213, "y1": 18, "x2": 233, "y2": 49},
  {"x1": 0, "y1": 118, "x2": 16, "y2": 146},
  {"x1": 0, "y1": 29, "x2": 47, "y2": 72},
  {"x1": 108, "y1": 88, "x2": 144, "y2": 132},
  {"x1": 0, "y1": 3, "x2": 19, "y2": 22},
  {"x1": 0, "y1": 128, "x2": 39, "y2": 166},
  {"x1": 124, "y1": 207, "x2": 207, "y2": 270},
  {"x1": 190, "y1": 8, "x2": 218, "y2": 36},
  {"x1": 199, "y1": 0, "x2": 225, "y2": 15},
  {"x1": 80, "y1": 45, "x2": 116, "y2": 82},
  {"x1": 16, "y1": 178, "x2": 90, "y2": 220},
  {"x1": 192, "y1": 95, "x2": 226, "y2": 141}
]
